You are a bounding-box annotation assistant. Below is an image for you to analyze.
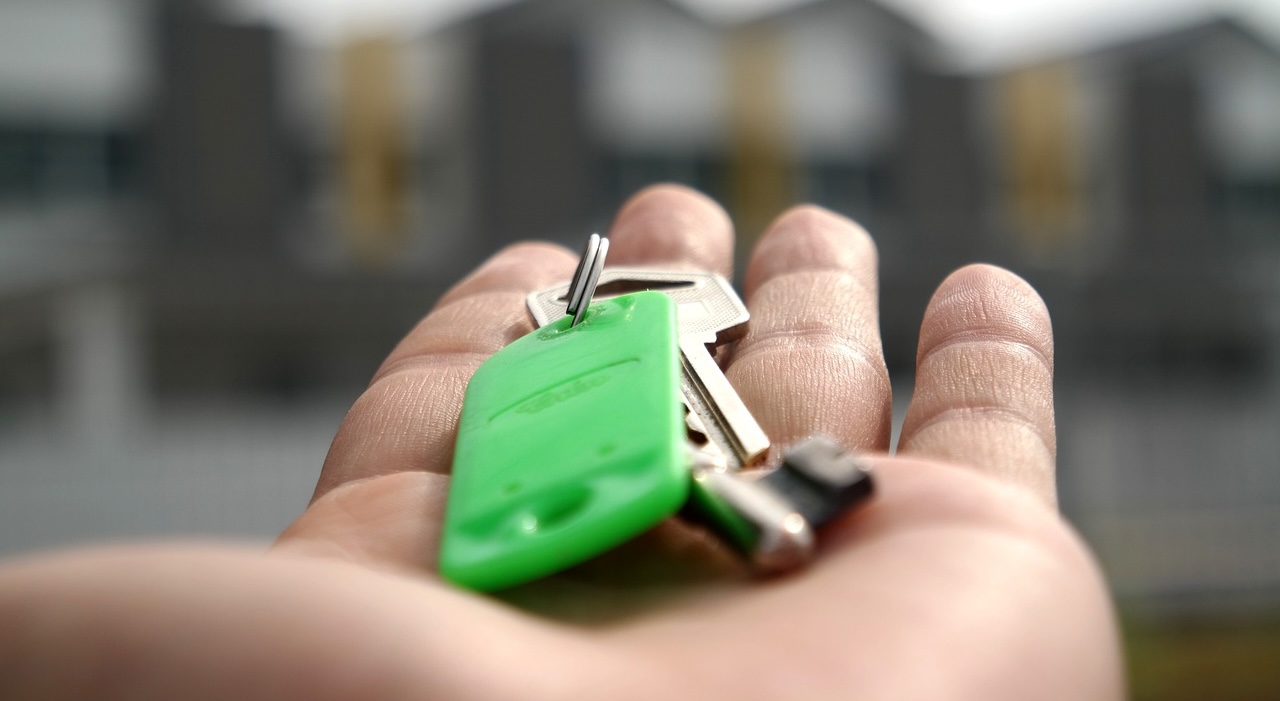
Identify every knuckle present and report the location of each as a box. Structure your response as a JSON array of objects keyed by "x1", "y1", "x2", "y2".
[
  {"x1": 918, "y1": 333, "x2": 1053, "y2": 382},
  {"x1": 733, "y1": 325, "x2": 887, "y2": 384},
  {"x1": 750, "y1": 268, "x2": 880, "y2": 333},
  {"x1": 909, "y1": 403, "x2": 1053, "y2": 456},
  {"x1": 429, "y1": 290, "x2": 530, "y2": 326},
  {"x1": 370, "y1": 347, "x2": 489, "y2": 388}
]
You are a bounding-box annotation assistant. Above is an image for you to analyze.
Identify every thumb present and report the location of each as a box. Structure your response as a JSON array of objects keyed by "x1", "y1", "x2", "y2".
[{"x1": 274, "y1": 471, "x2": 449, "y2": 574}]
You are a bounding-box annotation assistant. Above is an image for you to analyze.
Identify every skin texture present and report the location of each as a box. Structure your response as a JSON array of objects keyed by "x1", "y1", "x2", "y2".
[{"x1": 0, "y1": 185, "x2": 1125, "y2": 700}]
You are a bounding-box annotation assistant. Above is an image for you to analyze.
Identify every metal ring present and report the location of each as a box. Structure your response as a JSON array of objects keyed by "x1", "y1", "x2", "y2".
[
  {"x1": 572, "y1": 237, "x2": 608, "y2": 326},
  {"x1": 566, "y1": 234, "x2": 608, "y2": 327},
  {"x1": 564, "y1": 233, "x2": 598, "y2": 318}
]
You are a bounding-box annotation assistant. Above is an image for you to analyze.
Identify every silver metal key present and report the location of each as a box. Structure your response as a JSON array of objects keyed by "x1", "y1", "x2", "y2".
[{"x1": 528, "y1": 269, "x2": 771, "y2": 471}]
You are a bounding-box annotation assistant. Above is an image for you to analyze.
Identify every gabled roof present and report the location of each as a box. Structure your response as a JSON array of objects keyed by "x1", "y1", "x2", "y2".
[
  {"x1": 1076, "y1": 15, "x2": 1280, "y2": 65},
  {"x1": 953, "y1": 11, "x2": 1280, "y2": 73},
  {"x1": 745, "y1": 0, "x2": 937, "y2": 39},
  {"x1": 739, "y1": 0, "x2": 945, "y2": 64},
  {"x1": 423, "y1": 0, "x2": 712, "y2": 39},
  {"x1": 426, "y1": 0, "x2": 936, "y2": 40}
]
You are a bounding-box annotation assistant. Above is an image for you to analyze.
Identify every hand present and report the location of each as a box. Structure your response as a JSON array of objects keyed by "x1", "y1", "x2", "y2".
[{"x1": 0, "y1": 186, "x2": 1123, "y2": 700}]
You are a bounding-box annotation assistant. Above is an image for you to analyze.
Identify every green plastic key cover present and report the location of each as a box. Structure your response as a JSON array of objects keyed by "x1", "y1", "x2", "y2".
[{"x1": 439, "y1": 291, "x2": 687, "y2": 591}]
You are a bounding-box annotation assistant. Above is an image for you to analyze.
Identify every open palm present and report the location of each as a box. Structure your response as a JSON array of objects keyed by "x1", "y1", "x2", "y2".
[{"x1": 0, "y1": 186, "x2": 1123, "y2": 700}]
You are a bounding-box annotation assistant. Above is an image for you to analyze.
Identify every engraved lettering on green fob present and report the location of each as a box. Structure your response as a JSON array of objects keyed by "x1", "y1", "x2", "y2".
[{"x1": 439, "y1": 291, "x2": 686, "y2": 591}]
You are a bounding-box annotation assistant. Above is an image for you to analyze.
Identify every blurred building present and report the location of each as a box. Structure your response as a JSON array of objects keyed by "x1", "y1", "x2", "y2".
[
  {"x1": 963, "y1": 18, "x2": 1280, "y2": 611},
  {"x1": 410, "y1": 0, "x2": 977, "y2": 359},
  {"x1": 992, "y1": 19, "x2": 1280, "y2": 375},
  {"x1": 1, "y1": 0, "x2": 1280, "y2": 657},
  {"x1": 405, "y1": 7, "x2": 1280, "y2": 629},
  {"x1": 408, "y1": 1, "x2": 1280, "y2": 369},
  {"x1": 0, "y1": 0, "x2": 450, "y2": 550},
  {"x1": 412, "y1": 0, "x2": 933, "y2": 251}
]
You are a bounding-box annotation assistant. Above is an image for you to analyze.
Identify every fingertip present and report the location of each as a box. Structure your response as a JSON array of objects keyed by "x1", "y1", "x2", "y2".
[
  {"x1": 616, "y1": 183, "x2": 729, "y2": 227},
  {"x1": 282, "y1": 471, "x2": 450, "y2": 572},
  {"x1": 744, "y1": 205, "x2": 877, "y2": 299},
  {"x1": 934, "y1": 264, "x2": 1047, "y2": 313},
  {"x1": 608, "y1": 183, "x2": 734, "y2": 277},
  {"x1": 918, "y1": 264, "x2": 1053, "y2": 369}
]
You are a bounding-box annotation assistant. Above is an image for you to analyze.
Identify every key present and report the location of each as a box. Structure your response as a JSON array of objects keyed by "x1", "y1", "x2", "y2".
[
  {"x1": 528, "y1": 269, "x2": 771, "y2": 472},
  {"x1": 683, "y1": 436, "x2": 875, "y2": 572},
  {"x1": 439, "y1": 290, "x2": 687, "y2": 591}
]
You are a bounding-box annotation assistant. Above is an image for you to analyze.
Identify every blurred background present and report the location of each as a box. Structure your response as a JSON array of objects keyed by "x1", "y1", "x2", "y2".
[{"x1": 1, "y1": 0, "x2": 1279, "y2": 696}]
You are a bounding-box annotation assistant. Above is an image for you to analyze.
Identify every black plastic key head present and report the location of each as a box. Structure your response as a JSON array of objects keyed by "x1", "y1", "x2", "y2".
[
  {"x1": 682, "y1": 436, "x2": 875, "y2": 574},
  {"x1": 760, "y1": 436, "x2": 875, "y2": 528}
]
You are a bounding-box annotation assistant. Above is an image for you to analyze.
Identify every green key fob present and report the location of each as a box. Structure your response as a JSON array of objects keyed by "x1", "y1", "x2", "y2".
[{"x1": 439, "y1": 291, "x2": 686, "y2": 591}]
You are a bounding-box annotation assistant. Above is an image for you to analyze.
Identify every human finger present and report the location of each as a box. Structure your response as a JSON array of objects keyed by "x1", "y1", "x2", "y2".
[
  {"x1": 313, "y1": 242, "x2": 577, "y2": 500},
  {"x1": 726, "y1": 206, "x2": 892, "y2": 453},
  {"x1": 276, "y1": 471, "x2": 450, "y2": 571},
  {"x1": 897, "y1": 264, "x2": 1057, "y2": 504},
  {"x1": 606, "y1": 184, "x2": 735, "y2": 277}
]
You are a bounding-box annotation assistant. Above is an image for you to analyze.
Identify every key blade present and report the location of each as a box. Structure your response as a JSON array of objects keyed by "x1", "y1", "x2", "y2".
[{"x1": 680, "y1": 335, "x2": 771, "y2": 469}]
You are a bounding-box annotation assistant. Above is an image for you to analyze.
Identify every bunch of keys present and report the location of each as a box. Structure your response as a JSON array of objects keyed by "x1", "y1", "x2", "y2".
[{"x1": 439, "y1": 234, "x2": 875, "y2": 591}]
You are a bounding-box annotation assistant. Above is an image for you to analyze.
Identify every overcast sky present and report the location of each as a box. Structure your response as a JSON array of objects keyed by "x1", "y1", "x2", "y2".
[{"x1": 236, "y1": 0, "x2": 1280, "y2": 67}]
